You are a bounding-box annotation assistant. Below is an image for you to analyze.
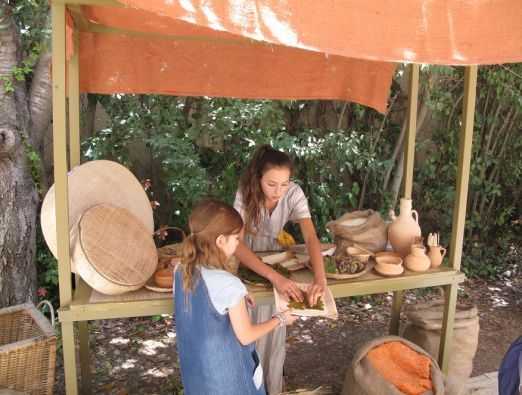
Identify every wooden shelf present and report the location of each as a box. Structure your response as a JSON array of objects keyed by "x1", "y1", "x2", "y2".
[{"x1": 58, "y1": 266, "x2": 464, "y2": 322}]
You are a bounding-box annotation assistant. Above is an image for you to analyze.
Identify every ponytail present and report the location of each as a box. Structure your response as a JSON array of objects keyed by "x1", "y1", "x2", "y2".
[{"x1": 181, "y1": 234, "x2": 198, "y2": 291}]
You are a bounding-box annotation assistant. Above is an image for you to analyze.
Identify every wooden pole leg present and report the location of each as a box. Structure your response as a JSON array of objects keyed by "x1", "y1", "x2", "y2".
[
  {"x1": 78, "y1": 321, "x2": 91, "y2": 394},
  {"x1": 389, "y1": 290, "x2": 404, "y2": 335},
  {"x1": 438, "y1": 283, "x2": 458, "y2": 373},
  {"x1": 62, "y1": 321, "x2": 79, "y2": 395}
]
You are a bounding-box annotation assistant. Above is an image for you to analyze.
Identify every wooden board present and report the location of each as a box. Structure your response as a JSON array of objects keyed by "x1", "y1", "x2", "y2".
[{"x1": 274, "y1": 282, "x2": 338, "y2": 319}]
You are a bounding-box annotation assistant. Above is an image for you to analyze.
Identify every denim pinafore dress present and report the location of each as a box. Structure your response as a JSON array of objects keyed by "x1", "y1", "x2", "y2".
[{"x1": 174, "y1": 269, "x2": 266, "y2": 395}]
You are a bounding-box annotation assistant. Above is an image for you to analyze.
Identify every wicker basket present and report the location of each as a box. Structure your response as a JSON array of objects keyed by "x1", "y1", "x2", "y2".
[
  {"x1": 0, "y1": 303, "x2": 56, "y2": 395},
  {"x1": 157, "y1": 227, "x2": 186, "y2": 268}
]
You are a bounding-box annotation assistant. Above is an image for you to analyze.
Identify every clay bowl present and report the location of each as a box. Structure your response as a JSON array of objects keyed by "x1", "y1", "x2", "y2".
[
  {"x1": 375, "y1": 251, "x2": 402, "y2": 260},
  {"x1": 374, "y1": 255, "x2": 404, "y2": 276},
  {"x1": 345, "y1": 246, "x2": 370, "y2": 263},
  {"x1": 375, "y1": 255, "x2": 403, "y2": 266},
  {"x1": 154, "y1": 268, "x2": 173, "y2": 288}
]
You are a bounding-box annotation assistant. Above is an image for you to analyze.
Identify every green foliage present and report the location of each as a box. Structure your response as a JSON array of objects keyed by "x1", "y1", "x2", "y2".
[
  {"x1": 34, "y1": 64, "x2": 520, "y2": 301},
  {"x1": 84, "y1": 96, "x2": 392, "y2": 243},
  {"x1": 36, "y1": 228, "x2": 59, "y2": 306},
  {"x1": 21, "y1": 134, "x2": 43, "y2": 194},
  {"x1": 2, "y1": 0, "x2": 49, "y2": 93},
  {"x1": 418, "y1": 65, "x2": 522, "y2": 278}
]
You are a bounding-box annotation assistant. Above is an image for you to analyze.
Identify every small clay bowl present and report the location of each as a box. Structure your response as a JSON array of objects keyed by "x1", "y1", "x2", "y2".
[
  {"x1": 375, "y1": 255, "x2": 403, "y2": 267},
  {"x1": 375, "y1": 262, "x2": 404, "y2": 276},
  {"x1": 346, "y1": 246, "x2": 370, "y2": 263},
  {"x1": 154, "y1": 268, "x2": 173, "y2": 288},
  {"x1": 375, "y1": 251, "x2": 402, "y2": 259}
]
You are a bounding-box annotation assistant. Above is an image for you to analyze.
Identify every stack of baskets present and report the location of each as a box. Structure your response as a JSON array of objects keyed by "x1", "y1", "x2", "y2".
[
  {"x1": 0, "y1": 303, "x2": 56, "y2": 395},
  {"x1": 40, "y1": 160, "x2": 159, "y2": 295}
]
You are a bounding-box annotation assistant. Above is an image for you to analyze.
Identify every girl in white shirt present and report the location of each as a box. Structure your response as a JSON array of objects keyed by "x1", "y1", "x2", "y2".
[{"x1": 233, "y1": 145, "x2": 327, "y2": 394}]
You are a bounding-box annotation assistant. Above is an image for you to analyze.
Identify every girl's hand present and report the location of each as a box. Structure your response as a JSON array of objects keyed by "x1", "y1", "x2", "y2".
[
  {"x1": 307, "y1": 280, "x2": 326, "y2": 306},
  {"x1": 245, "y1": 293, "x2": 256, "y2": 309},
  {"x1": 272, "y1": 274, "x2": 304, "y2": 302},
  {"x1": 282, "y1": 310, "x2": 298, "y2": 326}
]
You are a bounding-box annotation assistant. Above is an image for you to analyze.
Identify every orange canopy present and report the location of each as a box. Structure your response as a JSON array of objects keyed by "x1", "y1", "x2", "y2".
[{"x1": 67, "y1": 1, "x2": 522, "y2": 113}]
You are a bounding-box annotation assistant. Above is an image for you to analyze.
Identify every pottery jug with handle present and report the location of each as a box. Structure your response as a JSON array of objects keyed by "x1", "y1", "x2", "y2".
[
  {"x1": 388, "y1": 198, "x2": 421, "y2": 257},
  {"x1": 428, "y1": 245, "x2": 447, "y2": 268},
  {"x1": 405, "y1": 244, "x2": 431, "y2": 272}
]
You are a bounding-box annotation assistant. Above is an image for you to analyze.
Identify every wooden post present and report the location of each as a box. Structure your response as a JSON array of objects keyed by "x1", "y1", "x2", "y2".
[
  {"x1": 448, "y1": 65, "x2": 478, "y2": 272},
  {"x1": 52, "y1": 2, "x2": 78, "y2": 394},
  {"x1": 402, "y1": 63, "x2": 419, "y2": 200},
  {"x1": 67, "y1": 27, "x2": 92, "y2": 394},
  {"x1": 439, "y1": 65, "x2": 478, "y2": 372},
  {"x1": 390, "y1": 63, "x2": 419, "y2": 335}
]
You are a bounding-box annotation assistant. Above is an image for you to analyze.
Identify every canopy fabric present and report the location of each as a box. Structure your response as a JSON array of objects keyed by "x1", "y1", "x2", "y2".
[
  {"x1": 116, "y1": 0, "x2": 522, "y2": 65},
  {"x1": 66, "y1": 0, "x2": 522, "y2": 112},
  {"x1": 68, "y1": 6, "x2": 396, "y2": 113}
]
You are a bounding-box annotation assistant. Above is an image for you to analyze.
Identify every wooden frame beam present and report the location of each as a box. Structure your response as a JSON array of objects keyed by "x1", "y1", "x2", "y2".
[
  {"x1": 438, "y1": 65, "x2": 478, "y2": 373},
  {"x1": 403, "y1": 63, "x2": 420, "y2": 199},
  {"x1": 52, "y1": 4, "x2": 79, "y2": 394},
  {"x1": 449, "y1": 66, "x2": 478, "y2": 272}
]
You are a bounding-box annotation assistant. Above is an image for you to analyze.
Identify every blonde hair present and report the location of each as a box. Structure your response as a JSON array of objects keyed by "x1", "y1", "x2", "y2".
[{"x1": 181, "y1": 199, "x2": 243, "y2": 291}]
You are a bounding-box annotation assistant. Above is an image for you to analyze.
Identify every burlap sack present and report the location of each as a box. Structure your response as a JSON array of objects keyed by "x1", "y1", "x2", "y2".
[
  {"x1": 326, "y1": 210, "x2": 387, "y2": 253},
  {"x1": 402, "y1": 300, "x2": 480, "y2": 395},
  {"x1": 342, "y1": 336, "x2": 445, "y2": 395}
]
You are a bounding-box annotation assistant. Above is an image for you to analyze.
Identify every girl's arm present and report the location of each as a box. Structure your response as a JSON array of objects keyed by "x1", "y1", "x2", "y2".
[
  {"x1": 229, "y1": 298, "x2": 297, "y2": 346},
  {"x1": 297, "y1": 218, "x2": 327, "y2": 305},
  {"x1": 234, "y1": 240, "x2": 303, "y2": 302}
]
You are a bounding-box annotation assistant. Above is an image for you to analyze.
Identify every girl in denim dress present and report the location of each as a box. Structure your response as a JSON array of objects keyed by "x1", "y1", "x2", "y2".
[{"x1": 175, "y1": 199, "x2": 297, "y2": 395}]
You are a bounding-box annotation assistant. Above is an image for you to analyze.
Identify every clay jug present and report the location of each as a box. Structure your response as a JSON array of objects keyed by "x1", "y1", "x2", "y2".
[
  {"x1": 428, "y1": 245, "x2": 447, "y2": 268},
  {"x1": 388, "y1": 198, "x2": 421, "y2": 257},
  {"x1": 405, "y1": 244, "x2": 431, "y2": 272}
]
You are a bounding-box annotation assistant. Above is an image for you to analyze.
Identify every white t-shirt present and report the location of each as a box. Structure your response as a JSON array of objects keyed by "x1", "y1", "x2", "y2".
[
  {"x1": 174, "y1": 267, "x2": 247, "y2": 315},
  {"x1": 233, "y1": 182, "x2": 311, "y2": 251}
]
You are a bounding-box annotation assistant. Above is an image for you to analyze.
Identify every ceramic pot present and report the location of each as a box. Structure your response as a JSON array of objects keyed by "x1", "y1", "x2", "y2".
[
  {"x1": 405, "y1": 244, "x2": 431, "y2": 272},
  {"x1": 428, "y1": 245, "x2": 447, "y2": 268},
  {"x1": 154, "y1": 268, "x2": 173, "y2": 288},
  {"x1": 388, "y1": 198, "x2": 422, "y2": 257},
  {"x1": 375, "y1": 256, "x2": 404, "y2": 276}
]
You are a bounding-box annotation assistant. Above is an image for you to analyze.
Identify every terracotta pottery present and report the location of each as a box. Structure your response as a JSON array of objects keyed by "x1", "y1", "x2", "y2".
[
  {"x1": 375, "y1": 251, "x2": 402, "y2": 260},
  {"x1": 346, "y1": 246, "x2": 370, "y2": 263},
  {"x1": 154, "y1": 268, "x2": 174, "y2": 288},
  {"x1": 428, "y1": 245, "x2": 447, "y2": 268},
  {"x1": 375, "y1": 261, "x2": 404, "y2": 276},
  {"x1": 375, "y1": 255, "x2": 403, "y2": 266},
  {"x1": 388, "y1": 198, "x2": 422, "y2": 257},
  {"x1": 405, "y1": 244, "x2": 431, "y2": 272}
]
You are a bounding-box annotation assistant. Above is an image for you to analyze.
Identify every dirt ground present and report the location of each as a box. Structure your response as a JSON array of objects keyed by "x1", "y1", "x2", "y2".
[{"x1": 53, "y1": 273, "x2": 521, "y2": 395}]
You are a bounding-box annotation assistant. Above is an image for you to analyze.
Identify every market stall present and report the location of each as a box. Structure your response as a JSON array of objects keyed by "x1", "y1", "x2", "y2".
[{"x1": 48, "y1": 1, "x2": 522, "y2": 393}]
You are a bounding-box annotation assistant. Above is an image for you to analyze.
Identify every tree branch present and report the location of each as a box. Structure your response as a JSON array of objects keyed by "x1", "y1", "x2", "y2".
[{"x1": 29, "y1": 50, "x2": 52, "y2": 150}]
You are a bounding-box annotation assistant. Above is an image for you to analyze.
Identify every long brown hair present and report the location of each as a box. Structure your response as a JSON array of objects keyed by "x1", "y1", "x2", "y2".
[
  {"x1": 181, "y1": 199, "x2": 243, "y2": 291},
  {"x1": 239, "y1": 145, "x2": 293, "y2": 234}
]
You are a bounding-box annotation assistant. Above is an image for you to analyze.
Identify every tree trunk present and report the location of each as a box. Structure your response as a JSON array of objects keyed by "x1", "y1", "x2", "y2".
[{"x1": 0, "y1": 6, "x2": 41, "y2": 307}]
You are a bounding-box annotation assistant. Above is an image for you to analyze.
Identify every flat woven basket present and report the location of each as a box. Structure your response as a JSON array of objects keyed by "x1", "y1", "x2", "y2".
[{"x1": 0, "y1": 303, "x2": 56, "y2": 395}]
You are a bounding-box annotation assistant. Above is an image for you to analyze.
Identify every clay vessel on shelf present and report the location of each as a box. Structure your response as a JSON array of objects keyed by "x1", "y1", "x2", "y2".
[
  {"x1": 428, "y1": 245, "x2": 447, "y2": 268},
  {"x1": 405, "y1": 244, "x2": 431, "y2": 272},
  {"x1": 388, "y1": 198, "x2": 421, "y2": 257}
]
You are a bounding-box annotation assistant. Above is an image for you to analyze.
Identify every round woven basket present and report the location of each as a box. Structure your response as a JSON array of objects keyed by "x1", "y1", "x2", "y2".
[
  {"x1": 41, "y1": 160, "x2": 153, "y2": 259},
  {"x1": 72, "y1": 204, "x2": 158, "y2": 295}
]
